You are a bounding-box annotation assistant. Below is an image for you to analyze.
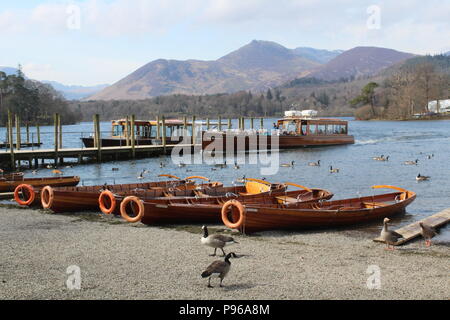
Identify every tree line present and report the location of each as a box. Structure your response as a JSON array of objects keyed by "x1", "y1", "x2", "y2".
[{"x1": 0, "y1": 67, "x2": 82, "y2": 126}]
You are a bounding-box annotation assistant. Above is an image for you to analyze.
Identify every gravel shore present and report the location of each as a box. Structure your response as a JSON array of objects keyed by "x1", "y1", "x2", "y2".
[{"x1": 0, "y1": 205, "x2": 448, "y2": 300}]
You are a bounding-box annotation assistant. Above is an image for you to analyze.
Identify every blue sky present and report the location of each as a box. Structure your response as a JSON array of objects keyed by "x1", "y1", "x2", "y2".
[{"x1": 0, "y1": 0, "x2": 449, "y2": 86}]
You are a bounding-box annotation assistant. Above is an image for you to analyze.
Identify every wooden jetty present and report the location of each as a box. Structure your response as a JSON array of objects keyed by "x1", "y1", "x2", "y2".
[{"x1": 374, "y1": 209, "x2": 450, "y2": 245}]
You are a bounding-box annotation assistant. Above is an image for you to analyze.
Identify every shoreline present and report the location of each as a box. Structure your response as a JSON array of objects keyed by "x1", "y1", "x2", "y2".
[{"x1": 0, "y1": 206, "x2": 448, "y2": 300}]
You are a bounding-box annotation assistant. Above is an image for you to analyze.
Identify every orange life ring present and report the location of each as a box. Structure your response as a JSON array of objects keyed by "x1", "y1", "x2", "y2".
[
  {"x1": 120, "y1": 196, "x2": 144, "y2": 223},
  {"x1": 99, "y1": 190, "x2": 116, "y2": 215},
  {"x1": 14, "y1": 184, "x2": 36, "y2": 206},
  {"x1": 221, "y1": 200, "x2": 245, "y2": 229},
  {"x1": 41, "y1": 186, "x2": 54, "y2": 209}
]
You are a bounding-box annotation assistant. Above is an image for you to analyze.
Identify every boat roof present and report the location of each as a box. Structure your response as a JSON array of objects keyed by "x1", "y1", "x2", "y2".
[{"x1": 279, "y1": 117, "x2": 348, "y2": 123}]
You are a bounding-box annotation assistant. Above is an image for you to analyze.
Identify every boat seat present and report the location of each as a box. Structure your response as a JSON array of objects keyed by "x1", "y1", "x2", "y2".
[
  {"x1": 363, "y1": 202, "x2": 389, "y2": 209},
  {"x1": 275, "y1": 196, "x2": 298, "y2": 204}
]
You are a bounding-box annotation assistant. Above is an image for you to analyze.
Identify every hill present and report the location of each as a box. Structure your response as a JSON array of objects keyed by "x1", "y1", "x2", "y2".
[
  {"x1": 88, "y1": 40, "x2": 321, "y2": 100},
  {"x1": 308, "y1": 46, "x2": 415, "y2": 81}
]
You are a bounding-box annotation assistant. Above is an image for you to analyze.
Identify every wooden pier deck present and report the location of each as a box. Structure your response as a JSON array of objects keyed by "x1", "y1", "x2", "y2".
[
  {"x1": 0, "y1": 144, "x2": 196, "y2": 169},
  {"x1": 374, "y1": 209, "x2": 450, "y2": 245}
]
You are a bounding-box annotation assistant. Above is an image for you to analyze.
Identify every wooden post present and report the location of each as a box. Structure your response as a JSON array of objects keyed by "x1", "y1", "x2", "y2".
[
  {"x1": 36, "y1": 124, "x2": 41, "y2": 145},
  {"x1": 8, "y1": 111, "x2": 14, "y2": 169},
  {"x1": 155, "y1": 115, "x2": 160, "y2": 141},
  {"x1": 192, "y1": 116, "x2": 196, "y2": 144},
  {"x1": 206, "y1": 118, "x2": 210, "y2": 130},
  {"x1": 58, "y1": 115, "x2": 62, "y2": 149},
  {"x1": 94, "y1": 114, "x2": 101, "y2": 162},
  {"x1": 131, "y1": 114, "x2": 136, "y2": 159},
  {"x1": 15, "y1": 114, "x2": 21, "y2": 150},
  {"x1": 161, "y1": 116, "x2": 167, "y2": 153},
  {"x1": 26, "y1": 123, "x2": 30, "y2": 144},
  {"x1": 54, "y1": 113, "x2": 59, "y2": 166},
  {"x1": 183, "y1": 116, "x2": 188, "y2": 133},
  {"x1": 124, "y1": 116, "x2": 129, "y2": 146},
  {"x1": 260, "y1": 117, "x2": 264, "y2": 129},
  {"x1": 218, "y1": 116, "x2": 222, "y2": 131},
  {"x1": 228, "y1": 118, "x2": 232, "y2": 129},
  {"x1": 250, "y1": 117, "x2": 254, "y2": 129}
]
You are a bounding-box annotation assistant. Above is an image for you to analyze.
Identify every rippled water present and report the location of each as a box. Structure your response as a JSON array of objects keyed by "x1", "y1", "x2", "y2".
[{"x1": 2, "y1": 118, "x2": 449, "y2": 242}]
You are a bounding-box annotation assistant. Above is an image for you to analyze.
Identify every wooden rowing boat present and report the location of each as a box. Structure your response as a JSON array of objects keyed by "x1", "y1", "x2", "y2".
[
  {"x1": 99, "y1": 178, "x2": 287, "y2": 215},
  {"x1": 0, "y1": 172, "x2": 24, "y2": 181},
  {"x1": 118, "y1": 181, "x2": 333, "y2": 224},
  {"x1": 4, "y1": 175, "x2": 80, "y2": 194},
  {"x1": 38, "y1": 176, "x2": 222, "y2": 213},
  {"x1": 220, "y1": 185, "x2": 416, "y2": 234}
]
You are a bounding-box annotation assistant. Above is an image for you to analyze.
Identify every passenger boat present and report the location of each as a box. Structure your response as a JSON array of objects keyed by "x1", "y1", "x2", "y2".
[
  {"x1": 38, "y1": 176, "x2": 221, "y2": 213},
  {"x1": 99, "y1": 178, "x2": 287, "y2": 216},
  {"x1": 118, "y1": 181, "x2": 333, "y2": 224},
  {"x1": 3, "y1": 175, "x2": 80, "y2": 194},
  {"x1": 220, "y1": 186, "x2": 416, "y2": 234},
  {"x1": 81, "y1": 118, "x2": 222, "y2": 148},
  {"x1": 202, "y1": 110, "x2": 354, "y2": 151}
]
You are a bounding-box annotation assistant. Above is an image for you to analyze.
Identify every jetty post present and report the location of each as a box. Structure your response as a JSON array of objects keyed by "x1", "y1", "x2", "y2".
[
  {"x1": 8, "y1": 110, "x2": 14, "y2": 169},
  {"x1": 206, "y1": 118, "x2": 210, "y2": 130},
  {"x1": 161, "y1": 115, "x2": 167, "y2": 153},
  {"x1": 94, "y1": 114, "x2": 102, "y2": 162},
  {"x1": 58, "y1": 115, "x2": 62, "y2": 149},
  {"x1": 228, "y1": 118, "x2": 232, "y2": 129},
  {"x1": 192, "y1": 116, "x2": 196, "y2": 144},
  {"x1": 218, "y1": 116, "x2": 222, "y2": 131},
  {"x1": 260, "y1": 117, "x2": 264, "y2": 129},
  {"x1": 131, "y1": 114, "x2": 136, "y2": 158},
  {"x1": 15, "y1": 114, "x2": 21, "y2": 150},
  {"x1": 250, "y1": 117, "x2": 254, "y2": 130},
  {"x1": 26, "y1": 123, "x2": 30, "y2": 144},
  {"x1": 54, "y1": 113, "x2": 59, "y2": 166},
  {"x1": 156, "y1": 115, "x2": 161, "y2": 140},
  {"x1": 36, "y1": 124, "x2": 41, "y2": 145}
]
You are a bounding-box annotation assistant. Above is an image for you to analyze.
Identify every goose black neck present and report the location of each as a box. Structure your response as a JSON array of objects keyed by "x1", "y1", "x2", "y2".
[{"x1": 203, "y1": 227, "x2": 209, "y2": 238}]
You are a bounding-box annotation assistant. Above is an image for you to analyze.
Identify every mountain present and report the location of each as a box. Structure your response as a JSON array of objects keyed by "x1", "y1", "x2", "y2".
[
  {"x1": 89, "y1": 40, "x2": 320, "y2": 100},
  {"x1": 308, "y1": 46, "x2": 415, "y2": 81},
  {"x1": 42, "y1": 81, "x2": 109, "y2": 100},
  {"x1": 444, "y1": 51, "x2": 450, "y2": 56},
  {"x1": 292, "y1": 47, "x2": 344, "y2": 64}
]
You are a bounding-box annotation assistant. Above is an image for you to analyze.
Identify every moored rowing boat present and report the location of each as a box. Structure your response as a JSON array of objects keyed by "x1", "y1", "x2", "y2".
[
  {"x1": 119, "y1": 181, "x2": 333, "y2": 224},
  {"x1": 220, "y1": 185, "x2": 416, "y2": 233},
  {"x1": 39, "y1": 176, "x2": 222, "y2": 213}
]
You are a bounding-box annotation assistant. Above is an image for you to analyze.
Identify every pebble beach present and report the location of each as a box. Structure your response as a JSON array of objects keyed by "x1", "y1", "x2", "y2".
[{"x1": 0, "y1": 205, "x2": 448, "y2": 300}]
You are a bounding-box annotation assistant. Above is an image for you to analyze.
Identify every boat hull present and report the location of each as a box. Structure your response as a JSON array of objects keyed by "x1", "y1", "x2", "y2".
[
  {"x1": 202, "y1": 133, "x2": 355, "y2": 151},
  {"x1": 3, "y1": 176, "x2": 80, "y2": 193},
  {"x1": 224, "y1": 191, "x2": 416, "y2": 233},
  {"x1": 131, "y1": 189, "x2": 333, "y2": 225}
]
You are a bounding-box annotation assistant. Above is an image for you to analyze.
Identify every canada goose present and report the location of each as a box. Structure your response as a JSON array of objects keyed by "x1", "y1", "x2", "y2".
[
  {"x1": 159, "y1": 162, "x2": 166, "y2": 168},
  {"x1": 281, "y1": 161, "x2": 295, "y2": 168},
  {"x1": 308, "y1": 160, "x2": 321, "y2": 167},
  {"x1": 137, "y1": 170, "x2": 145, "y2": 179},
  {"x1": 112, "y1": 168, "x2": 119, "y2": 171},
  {"x1": 66, "y1": 165, "x2": 73, "y2": 169},
  {"x1": 329, "y1": 166, "x2": 339, "y2": 173},
  {"x1": 234, "y1": 162, "x2": 240, "y2": 170},
  {"x1": 211, "y1": 168, "x2": 217, "y2": 171},
  {"x1": 380, "y1": 218, "x2": 403, "y2": 250},
  {"x1": 419, "y1": 222, "x2": 437, "y2": 247},
  {"x1": 404, "y1": 159, "x2": 418, "y2": 165},
  {"x1": 372, "y1": 155, "x2": 384, "y2": 161},
  {"x1": 201, "y1": 252, "x2": 238, "y2": 288},
  {"x1": 234, "y1": 176, "x2": 246, "y2": 184},
  {"x1": 178, "y1": 162, "x2": 186, "y2": 168},
  {"x1": 46, "y1": 165, "x2": 53, "y2": 169},
  {"x1": 201, "y1": 226, "x2": 238, "y2": 256},
  {"x1": 427, "y1": 154, "x2": 434, "y2": 159},
  {"x1": 416, "y1": 174, "x2": 430, "y2": 181}
]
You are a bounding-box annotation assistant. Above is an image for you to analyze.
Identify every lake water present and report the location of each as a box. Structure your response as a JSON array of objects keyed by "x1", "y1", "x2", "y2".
[{"x1": 2, "y1": 118, "x2": 449, "y2": 242}]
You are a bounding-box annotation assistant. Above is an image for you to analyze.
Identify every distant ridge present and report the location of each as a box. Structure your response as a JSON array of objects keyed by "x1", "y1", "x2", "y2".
[
  {"x1": 308, "y1": 46, "x2": 415, "y2": 81},
  {"x1": 89, "y1": 42, "x2": 417, "y2": 101}
]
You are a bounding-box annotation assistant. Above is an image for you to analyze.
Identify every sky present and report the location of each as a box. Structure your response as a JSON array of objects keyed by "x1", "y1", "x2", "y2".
[{"x1": 0, "y1": 0, "x2": 449, "y2": 86}]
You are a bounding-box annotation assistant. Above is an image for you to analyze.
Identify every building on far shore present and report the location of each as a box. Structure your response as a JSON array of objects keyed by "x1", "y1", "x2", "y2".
[{"x1": 428, "y1": 99, "x2": 450, "y2": 113}]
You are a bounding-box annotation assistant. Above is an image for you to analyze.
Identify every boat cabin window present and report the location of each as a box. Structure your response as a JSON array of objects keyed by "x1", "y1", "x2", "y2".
[
  {"x1": 317, "y1": 124, "x2": 326, "y2": 135},
  {"x1": 309, "y1": 124, "x2": 317, "y2": 135},
  {"x1": 301, "y1": 124, "x2": 307, "y2": 135},
  {"x1": 113, "y1": 125, "x2": 124, "y2": 137}
]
